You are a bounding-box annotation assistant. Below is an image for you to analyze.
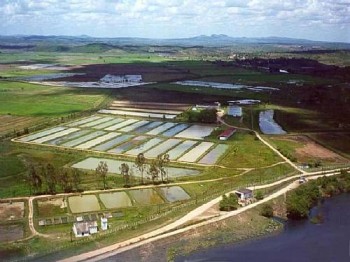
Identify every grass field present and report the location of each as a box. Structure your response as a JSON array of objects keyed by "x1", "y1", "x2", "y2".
[{"x1": 0, "y1": 81, "x2": 109, "y2": 117}]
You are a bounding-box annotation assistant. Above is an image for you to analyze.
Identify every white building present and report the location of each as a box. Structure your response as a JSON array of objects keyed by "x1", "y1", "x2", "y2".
[
  {"x1": 72, "y1": 221, "x2": 98, "y2": 237},
  {"x1": 100, "y1": 74, "x2": 142, "y2": 83},
  {"x1": 101, "y1": 217, "x2": 108, "y2": 231}
]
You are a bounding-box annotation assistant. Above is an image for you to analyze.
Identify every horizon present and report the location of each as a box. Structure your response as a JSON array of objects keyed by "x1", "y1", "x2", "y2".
[{"x1": 0, "y1": 1, "x2": 349, "y2": 43}]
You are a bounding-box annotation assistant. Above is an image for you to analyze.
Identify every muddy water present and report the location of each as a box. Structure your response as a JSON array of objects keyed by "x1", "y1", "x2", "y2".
[
  {"x1": 99, "y1": 192, "x2": 132, "y2": 209},
  {"x1": 159, "y1": 186, "x2": 190, "y2": 202},
  {"x1": 128, "y1": 189, "x2": 164, "y2": 205}
]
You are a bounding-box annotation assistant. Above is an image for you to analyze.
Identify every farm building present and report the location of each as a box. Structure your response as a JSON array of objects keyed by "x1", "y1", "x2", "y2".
[
  {"x1": 101, "y1": 217, "x2": 108, "y2": 231},
  {"x1": 100, "y1": 74, "x2": 142, "y2": 83},
  {"x1": 72, "y1": 221, "x2": 98, "y2": 237},
  {"x1": 235, "y1": 188, "x2": 253, "y2": 201},
  {"x1": 218, "y1": 128, "x2": 236, "y2": 140}
]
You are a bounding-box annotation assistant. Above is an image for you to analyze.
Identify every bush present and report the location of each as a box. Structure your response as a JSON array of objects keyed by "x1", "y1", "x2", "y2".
[
  {"x1": 219, "y1": 193, "x2": 239, "y2": 211},
  {"x1": 255, "y1": 190, "x2": 264, "y2": 200},
  {"x1": 260, "y1": 203, "x2": 273, "y2": 218}
]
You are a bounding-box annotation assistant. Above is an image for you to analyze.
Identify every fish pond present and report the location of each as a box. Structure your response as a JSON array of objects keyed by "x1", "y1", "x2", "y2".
[
  {"x1": 159, "y1": 186, "x2": 191, "y2": 202},
  {"x1": 68, "y1": 195, "x2": 100, "y2": 213},
  {"x1": 99, "y1": 192, "x2": 132, "y2": 209}
]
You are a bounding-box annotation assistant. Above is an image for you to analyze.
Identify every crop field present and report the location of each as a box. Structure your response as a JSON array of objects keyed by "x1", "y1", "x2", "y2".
[
  {"x1": 0, "y1": 115, "x2": 46, "y2": 137},
  {"x1": 14, "y1": 114, "x2": 229, "y2": 165}
]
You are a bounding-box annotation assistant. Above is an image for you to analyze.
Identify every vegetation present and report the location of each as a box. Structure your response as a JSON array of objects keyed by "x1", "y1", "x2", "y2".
[
  {"x1": 286, "y1": 170, "x2": 350, "y2": 220},
  {"x1": 255, "y1": 190, "x2": 264, "y2": 200},
  {"x1": 27, "y1": 163, "x2": 83, "y2": 194},
  {"x1": 181, "y1": 108, "x2": 217, "y2": 123},
  {"x1": 260, "y1": 204, "x2": 274, "y2": 218},
  {"x1": 219, "y1": 193, "x2": 239, "y2": 211},
  {"x1": 95, "y1": 161, "x2": 109, "y2": 190}
]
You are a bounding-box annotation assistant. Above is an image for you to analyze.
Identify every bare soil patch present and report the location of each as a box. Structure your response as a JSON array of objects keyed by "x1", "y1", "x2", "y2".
[
  {"x1": 0, "y1": 202, "x2": 25, "y2": 220},
  {"x1": 278, "y1": 135, "x2": 348, "y2": 163}
]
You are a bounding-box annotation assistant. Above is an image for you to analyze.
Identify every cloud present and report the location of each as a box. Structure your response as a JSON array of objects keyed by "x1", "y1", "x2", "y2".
[{"x1": 0, "y1": 0, "x2": 349, "y2": 42}]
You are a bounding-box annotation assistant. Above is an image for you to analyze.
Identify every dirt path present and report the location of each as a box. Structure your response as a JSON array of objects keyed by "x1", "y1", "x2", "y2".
[{"x1": 58, "y1": 168, "x2": 342, "y2": 262}]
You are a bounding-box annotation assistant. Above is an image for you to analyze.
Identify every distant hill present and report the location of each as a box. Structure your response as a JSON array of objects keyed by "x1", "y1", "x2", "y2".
[{"x1": 1, "y1": 34, "x2": 350, "y2": 50}]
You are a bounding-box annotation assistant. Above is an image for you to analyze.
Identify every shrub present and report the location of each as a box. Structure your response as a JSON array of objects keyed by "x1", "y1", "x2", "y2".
[
  {"x1": 255, "y1": 190, "x2": 264, "y2": 200},
  {"x1": 260, "y1": 203, "x2": 273, "y2": 218},
  {"x1": 219, "y1": 193, "x2": 239, "y2": 211}
]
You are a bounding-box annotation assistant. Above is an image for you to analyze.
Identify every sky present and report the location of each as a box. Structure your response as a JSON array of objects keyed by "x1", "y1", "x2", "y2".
[{"x1": 0, "y1": 0, "x2": 349, "y2": 42}]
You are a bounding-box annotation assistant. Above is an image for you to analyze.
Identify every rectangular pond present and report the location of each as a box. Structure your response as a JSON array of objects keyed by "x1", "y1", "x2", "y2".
[
  {"x1": 108, "y1": 136, "x2": 148, "y2": 154},
  {"x1": 75, "y1": 132, "x2": 120, "y2": 150},
  {"x1": 178, "y1": 142, "x2": 214, "y2": 162},
  {"x1": 227, "y1": 106, "x2": 243, "y2": 117},
  {"x1": 128, "y1": 189, "x2": 164, "y2": 205},
  {"x1": 72, "y1": 157, "x2": 201, "y2": 178},
  {"x1": 99, "y1": 109, "x2": 177, "y2": 119},
  {"x1": 46, "y1": 129, "x2": 91, "y2": 145},
  {"x1": 166, "y1": 140, "x2": 198, "y2": 160},
  {"x1": 144, "y1": 138, "x2": 182, "y2": 158},
  {"x1": 175, "y1": 125, "x2": 215, "y2": 140},
  {"x1": 61, "y1": 131, "x2": 106, "y2": 147},
  {"x1": 80, "y1": 117, "x2": 114, "y2": 128},
  {"x1": 99, "y1": 192, "x2": 132, "y2": 209},
  {"x1": 31, "y1": 128, "x2": 80, "y2": 144},
  {"x1": 68, "y1": 195, "x2": 100, "y2": 213},
  {"x1": 18, "y1": 126, "x2": 66, "y2": 142},
  {"x1": 66, "y1": 115, "x2": 102, "y2": 127},
  {"x1": 147, "y1": 122, "x2": 177, "y2": 136},
  {"x1": 91, "y1": 118, "x2": 124, "y2": 129},
  {"x1": 133, "y1": 121, "x2": 163, "y2": 134},
  {"x1": 92, "y1": 134, "x2": 134, "y2": 151},
  {"x1": 161, "y1": 124, "x2": 189, "y2": 137},
  {"x1": 198, "y1": 144, "x2": 229, "y2": 165},
  {"x1": 118, "y1": 120, "x2": 150, "y2": 132},
  {"x1": 125, "y1": 137, "x2": 164, "y2": 156},
  {"x1": 0, "y1": 224, "x2": 23, "y2": 242},
  {"x1": 259, "y1": 110, "x2": 287, "y2": 135},
  {"x1": 159, "y1": 186, "x2": 191, "y2": 202},
  {"x1": 174, "y1": 80, "x2": 247, "y2": 89},
  {"x1": 105, "y1": 119, "x2": 139, "y2": 131}
]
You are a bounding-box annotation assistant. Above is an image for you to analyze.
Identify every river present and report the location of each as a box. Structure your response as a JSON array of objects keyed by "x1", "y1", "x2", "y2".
[{"x1": 178, "y1": 194, "x2": 350, "y2": 262}]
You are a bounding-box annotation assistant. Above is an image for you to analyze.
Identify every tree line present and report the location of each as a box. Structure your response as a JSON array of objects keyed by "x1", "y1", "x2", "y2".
[
  {"x1": 96, "y1": 152, "x2": 171, "y2": 190},
  {"x1": 27, "y1": 163, "x2": 83, "y2": 195}
]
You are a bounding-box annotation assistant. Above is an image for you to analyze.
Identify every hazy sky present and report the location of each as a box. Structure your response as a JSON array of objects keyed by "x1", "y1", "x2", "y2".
[{"x1": 1, "y1": 0, "x2": 349, "y2": 42}]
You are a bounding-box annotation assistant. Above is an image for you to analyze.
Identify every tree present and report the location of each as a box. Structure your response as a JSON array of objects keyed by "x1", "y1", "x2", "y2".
[
  {"x1": 260, "y1": 203, "x2": 274, "y2": 218},
  {"x1": 45, "y1": 163, "x2": 57, "y2": 194},
  {"x1": 135, "y1": 153, "x2": 146, "y2": 184},
  {"x1": 120, "y1": 163, "x2": 130, "y2": 187},
  {"x1": 147, "y1": 160, "x2": 159, "y2": 184},
  {"x1": 27, "y1": 164, "x2": 42, "y2": 194},
  {"x1": 59, "y1": 169, "x2": 72, "y2": 193},
  {"x1": 96, "y1": 161, "x2": 108, "y2": 190},
  {"x1": 72, "y1": 169, "x2": 82, "y2": 192},
  {"x1": 219, "y1": 193, "x2": 239, "y2": 211},
  {"x1": 156, "y1": 153, "x2": 170, "y2": 183}
]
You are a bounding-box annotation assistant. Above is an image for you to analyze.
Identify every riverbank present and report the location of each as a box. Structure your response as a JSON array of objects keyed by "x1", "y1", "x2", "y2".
[
  {"x1": 96, "y1": 203, "x2": 284, "y2": 262},
  {"x1": 181, "y1": 193, "x2": 350, "y2": 262}
]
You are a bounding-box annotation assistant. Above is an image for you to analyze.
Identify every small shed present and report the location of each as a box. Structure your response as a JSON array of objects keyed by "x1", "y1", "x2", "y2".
[
  {"x1": 218, "y1": 128, "x2": 236, "y2": 141},
  {"x1": 235, "y1": 188, "x2": 253, "y2": 200},
  {"x1": 72, "y1": 221, "x2": 98, "y2": 237},
  {"x1": 101, "y1": 217, "x2": 108, "y2": 231}
]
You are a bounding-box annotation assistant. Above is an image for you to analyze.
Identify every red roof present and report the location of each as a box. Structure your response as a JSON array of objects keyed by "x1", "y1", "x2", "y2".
[{"x1": 219, "y1": 128, "x2": 236, "y2": 137}]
